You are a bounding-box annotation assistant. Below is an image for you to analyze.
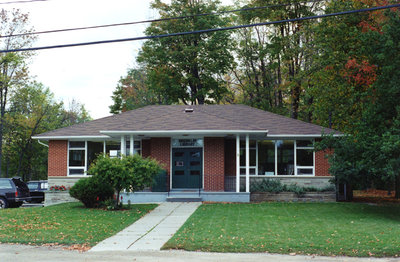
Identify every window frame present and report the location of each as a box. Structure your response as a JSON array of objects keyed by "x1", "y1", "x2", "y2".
[
  {"x1": 240, "y1": 139, "x2": 315, "y2": 177},
  {"x1": 67, "y1": 141, "x2": 87, "y2": 176}
]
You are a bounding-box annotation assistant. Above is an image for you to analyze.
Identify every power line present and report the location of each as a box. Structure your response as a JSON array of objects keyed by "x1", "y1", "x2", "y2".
[
  {"x1": 1, "y1": 4, "x2": 399, "y2": 53},
  {"x1": 0, "y1": 0, "x2": 49, "y2": 4},
  {"x1": 1, "y1": 0, "x2": 327, "y2": 38}
]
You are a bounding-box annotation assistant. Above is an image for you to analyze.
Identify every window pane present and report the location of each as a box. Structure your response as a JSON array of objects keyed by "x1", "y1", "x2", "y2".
[
  {"x1": 172, "y1": 139, "x2": 203, "y2": 147},
  {"x1": 190, "y1": 161, "x2": 201, "y2": 166},
  {"x1": 28, "y1": 183, "x2": 39, "y2": 190},
  {"x1": 134, "y1": 141, "x2": 141, "y2": 149},
  {"x1": 240, "y1": 168, "x2": 256, "y2": 175},
  {"x1": 190, "y1": 170, "x2": 200, "y2": 176},
  {"x1": 250, "y1": 149, "x2": 256, "y2": 166},
  {"x1": 258, "y1": 141, "x2": 275, "y2": 175},
  {"x1": 297, "y1": 168, "x2": 313, "y2": 175},
  {"x1": 69, "y1": 169, "x2": 85, "y2": 175},
  {"x1": 0, "y1": 180, "x2": 12, "y2": 189},
  {"x1": 106, "y1": 142, "x2": 120, "y2": 157},
  {"x1": 69, "y1": 141, "x2": 85, "y2": 148},
  {"x1": 297, "y1": 149, "x2": 313, "y2": 166},
  {"x1": 87, "y1": 142, "x2": 103, "y2": 169},
  {"x1": 277, "y1": 140, "x2": 294, "y2": 175},
  {"x1": 297, "y1": 140, "x2": 314, "y2": 148},
  {"x1": 69, "y1": 150, "x2": 85, "y2": 166},
  {"x1": 240, "y1": 149, "x2": 256, "y2": 167},
  {"x1": 174, "y1": 152, "x2": 184, "y2": 157}
]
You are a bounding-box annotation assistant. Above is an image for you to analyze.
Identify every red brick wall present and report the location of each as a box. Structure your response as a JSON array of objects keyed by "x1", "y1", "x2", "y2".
[
  {"x1": 150, "y1": 138, "x2": 171, "y2": 188},
  {"x1": 315, "y1": 149, "x2": 332, "y2": 177},
  {"x1": 204, "y1": 137, "x2": 225, "y2": 191},
  {"x1": 225, "y1": 139, "x2": 236, "y2": 176},
  {"x1": 48, "y1": 140, "x2": 68, "y2": 177},
  {"x1": 142, "y1": 139, "x2": 151, "y2": 158}
]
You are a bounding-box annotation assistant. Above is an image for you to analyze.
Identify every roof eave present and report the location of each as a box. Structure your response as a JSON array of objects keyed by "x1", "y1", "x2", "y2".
[
  {"x1": 100, "y1": 130, "x2": 269, "y2": 137},
  {"x1": 31, "y1": 135, "x2": 110, "y2": 141}
]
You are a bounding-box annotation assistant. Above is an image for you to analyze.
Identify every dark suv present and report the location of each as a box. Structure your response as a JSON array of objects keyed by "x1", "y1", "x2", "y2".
[
  {"x1": 27, "y1": 180, "x2": 48, "y2": 203},
  {"x1": 0, "y1": 177, "x2": 31, "y2": 209}
]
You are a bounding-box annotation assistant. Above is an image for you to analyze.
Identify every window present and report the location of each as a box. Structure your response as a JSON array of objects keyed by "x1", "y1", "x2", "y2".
[
  {"x1": 240, "y1": 140, "x2": 257, "y2": 175},
  {"x1": 125, "y1": 140, "x2": 142, "y2": 156},
  {"x1": 242, "y1": 139, "x2": 315, "y2": 177},
  {"x1": 172, "y1": 139, "x2": 203, "y2": 148},
  {"x1": 277, "y1": 140, "x2": 294, "y2": 176},
  {"x1": 0, "y1": 180, "x2": 12, "y2": 189},
  {"x1": 68, "y1": 141, "x2": 86, "y2": 175},
  {"x1": 87, "y1": 142, "x2": 103, "y2": 169},
  {"x1": 258, "y1": 141, "x2": 275, "y2": 175},
  {"x1": 295, "y1": 140, "x2": 314, "y2": 175},
  {"x1": 106, "y1": 141, "x2": 120, "y2": 158}
]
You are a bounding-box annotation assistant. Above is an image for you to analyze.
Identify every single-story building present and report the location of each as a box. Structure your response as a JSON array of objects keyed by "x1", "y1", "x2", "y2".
[{"x1": 33, "y1": 104, "x2": 338, "y2": 202}]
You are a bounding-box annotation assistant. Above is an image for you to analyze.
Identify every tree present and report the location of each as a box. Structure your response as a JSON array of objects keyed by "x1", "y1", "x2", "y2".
[
  {"x1": 318, "y1": 7, "x2": 400, "y2": 198},
  {"x1": 234, "y1": 0, "x2": 323, "y2": 119},
  {"x1": 109, "y1": 68, "x2": 160, "y2": 114},
  {"x1": 137, "y1": 0, "x2": 234, "y2": 105},
  {"x1": 88, "y1": 154, "x2": 163, "y2": 208},
  {"x1": 60, "y1": 99, "x2": 92, "y2": 126},
  {"x1": 2, "y1": 82, "x2": 92, "y2": 180},
  {"x1": 0, "y1": 9, "x2": 36, "y2": 177}
]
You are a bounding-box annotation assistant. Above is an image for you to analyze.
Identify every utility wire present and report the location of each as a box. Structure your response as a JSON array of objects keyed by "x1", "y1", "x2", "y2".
[
  {"x1": 1, "y1": 4, "x2": 399, "y2": 53},
  {"x1": 1, "y1": 0, "x2": 327, "y2": 38},
  {"x1": 0, "y1": 0, "x2": 49, "y2": 4}
]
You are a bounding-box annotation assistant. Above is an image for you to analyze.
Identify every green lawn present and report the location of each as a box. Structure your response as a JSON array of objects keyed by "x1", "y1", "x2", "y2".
[
  {"x1": 0, "y1": 202, "x2": 157, "y2": 246},
  {"x1": 163, "y1": 202, "x2": 400, "y2": 257}
]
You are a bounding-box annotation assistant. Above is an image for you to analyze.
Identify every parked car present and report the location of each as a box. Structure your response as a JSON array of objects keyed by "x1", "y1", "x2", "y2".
[
  {"x1": 0, "y1": 177, "x2": 31, "y2": 209},
  {"x1": 27, "y1": 180, "x2": 48, "y2": 203}
]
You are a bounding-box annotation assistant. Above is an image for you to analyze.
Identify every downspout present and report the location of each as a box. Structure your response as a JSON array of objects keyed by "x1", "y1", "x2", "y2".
[{"x1": 37, "y1": 140, "x2": 49, "y2": 148}]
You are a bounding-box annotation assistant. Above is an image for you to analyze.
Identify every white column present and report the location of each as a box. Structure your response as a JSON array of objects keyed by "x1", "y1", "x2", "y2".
[
  {"x1": 103, "y1": 140, "x2": 106, "y2": 155},
  {"x1": 236, "y1": 135, "x2": 240, "y2": 193},
  {"x1": 245, "y1": 134, "x2": 250, "y2": 193},
  {"x1": 130, "y1": 135, "x2": 134, "y2": 156},
  {"x1": 121, "y1": 136, "x2": 126, "y2": 157}
]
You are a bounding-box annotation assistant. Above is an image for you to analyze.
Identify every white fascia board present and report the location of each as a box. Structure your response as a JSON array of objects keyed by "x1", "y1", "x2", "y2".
[
  {"x1": 267, "y1": 134, "x2": 343, "y2": 138},
  {"x1": 31, "y1": 135, "x2": 110, "y2": 140},
  {"x1": 100, "y1": 130, "x2": 269, "y2": 136}
]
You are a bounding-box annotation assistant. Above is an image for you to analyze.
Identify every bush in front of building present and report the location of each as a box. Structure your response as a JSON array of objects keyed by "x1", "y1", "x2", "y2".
[
  {"x1": 87, "y1": 154, "x2": 163, "y2": 209},
  {"x1": 69, "y1": 175, "x2": 114, "y2": 208}
]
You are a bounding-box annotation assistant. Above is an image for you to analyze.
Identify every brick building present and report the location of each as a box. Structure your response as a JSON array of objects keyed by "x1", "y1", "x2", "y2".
[{"x1": 33, "y1": 105, "x2": 339, "y2": 202}]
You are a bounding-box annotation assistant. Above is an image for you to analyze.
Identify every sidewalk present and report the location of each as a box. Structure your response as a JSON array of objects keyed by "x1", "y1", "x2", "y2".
[
  {"x1": 2, "y1": 244, "x2": 400, "y2": 262},
  {"x1": 90, "y1": 202, "x2": 201, "y2": 252}
]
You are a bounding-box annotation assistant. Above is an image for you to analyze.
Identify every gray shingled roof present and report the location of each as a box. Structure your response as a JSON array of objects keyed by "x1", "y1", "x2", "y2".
[{"x1": 33, "y1": 104, "x2": 338, "y2": 138}]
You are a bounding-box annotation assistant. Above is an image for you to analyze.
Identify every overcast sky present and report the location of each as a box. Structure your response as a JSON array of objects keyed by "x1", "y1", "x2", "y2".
[
  {"x1": 1, "y1": 0, "x2": 163, "y2": 119},
  {"x1": 1, "y1": 0, "x2": 233, "y2": 119}
]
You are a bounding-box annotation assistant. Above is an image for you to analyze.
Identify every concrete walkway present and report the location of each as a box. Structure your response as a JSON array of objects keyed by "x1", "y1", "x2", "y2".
[{"x1": 90, "y1": 202, "x2": 201, "y2": 252}]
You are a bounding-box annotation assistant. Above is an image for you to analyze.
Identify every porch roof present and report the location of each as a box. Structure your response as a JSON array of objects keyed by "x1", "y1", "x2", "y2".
[{"x1": 32, "y1": 104, "x2": 340, "y2": 140}]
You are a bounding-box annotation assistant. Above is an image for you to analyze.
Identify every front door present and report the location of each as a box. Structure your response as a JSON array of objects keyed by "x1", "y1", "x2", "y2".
[{"x1": 172, "y1": 148, "x2": 202, "y2": 189}]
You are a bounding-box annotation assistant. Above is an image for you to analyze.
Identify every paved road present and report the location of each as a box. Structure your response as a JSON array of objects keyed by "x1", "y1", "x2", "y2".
[{"x1": 1, "y1": 244, "x2": 399, "y2": 262}]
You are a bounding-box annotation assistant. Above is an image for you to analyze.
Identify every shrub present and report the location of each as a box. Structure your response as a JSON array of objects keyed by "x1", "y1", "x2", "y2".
[
  {"x1": 251, "y1": 179, "x2": 286, "y2": 193},
  {"x1": 69, "y1": 176, "x2": 114, "y2": 208},
  {"x1": 88, "y1": 154, "x2": 163, "y2": 208}
]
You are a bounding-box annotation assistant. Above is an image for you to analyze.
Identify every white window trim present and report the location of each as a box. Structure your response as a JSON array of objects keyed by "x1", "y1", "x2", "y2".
[
  {"x1": 239, "y1": 139, "x2": 316, "y2": 177},
  {"x1": 67, "y1": 141, "x2": 87, "y2": 177},
  {"x1": 239, "y1": 140, "x2": 258, "y2": 175}
]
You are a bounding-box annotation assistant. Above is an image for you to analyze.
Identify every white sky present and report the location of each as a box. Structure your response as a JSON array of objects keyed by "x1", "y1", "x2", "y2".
[{"x1": 2, "y1": 0, "x2": 233, "y2": 119}]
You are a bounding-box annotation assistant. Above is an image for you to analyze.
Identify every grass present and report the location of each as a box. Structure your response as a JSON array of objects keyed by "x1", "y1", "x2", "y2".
[
  {"x1": 163, "y1": 202, "x2": 400, "y2": 257},
  {"x1": 0, "y1": 202, "x2": 157, "y2": 247}
]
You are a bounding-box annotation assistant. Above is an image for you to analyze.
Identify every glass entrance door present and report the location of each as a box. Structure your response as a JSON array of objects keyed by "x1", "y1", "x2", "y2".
[{"x1": 172, "y1": 148, "x2": 202, "y2": 189}]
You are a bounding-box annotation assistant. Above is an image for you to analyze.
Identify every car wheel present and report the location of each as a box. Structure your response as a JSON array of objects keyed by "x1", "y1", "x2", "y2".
[{"x1": 0, "y1": 198, "x2": 7, "y2": 209}]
